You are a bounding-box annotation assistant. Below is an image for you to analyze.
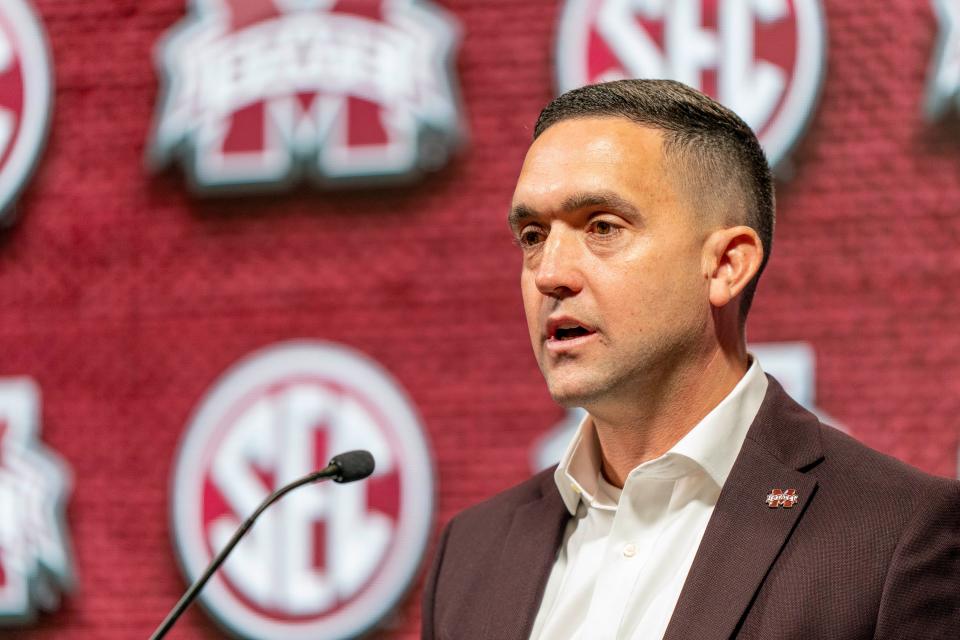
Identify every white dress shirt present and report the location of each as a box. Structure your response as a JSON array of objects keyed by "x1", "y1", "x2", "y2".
[{"x1": 529, "y1": 360, "x2": 768, "y2": 640}]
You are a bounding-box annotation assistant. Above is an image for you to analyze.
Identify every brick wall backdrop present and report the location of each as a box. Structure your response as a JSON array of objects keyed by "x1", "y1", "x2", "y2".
[{"x1": 3, "y1": 0, "x2": 959, "y2": 637}]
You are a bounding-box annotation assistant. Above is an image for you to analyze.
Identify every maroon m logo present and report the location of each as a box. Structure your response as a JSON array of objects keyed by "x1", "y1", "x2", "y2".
[{"x1": 766, "y1": 488, "x2": 799, "y2": 509}]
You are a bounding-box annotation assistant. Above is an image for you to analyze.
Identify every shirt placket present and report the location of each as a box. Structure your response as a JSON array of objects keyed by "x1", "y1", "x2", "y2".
[{"x1": 580, "y1": 472, "x2": 675, "y2": 639}]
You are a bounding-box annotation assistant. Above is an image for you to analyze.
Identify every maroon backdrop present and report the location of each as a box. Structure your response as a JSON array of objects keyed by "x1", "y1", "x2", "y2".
[{"x1": 2, "y1": 0, "x2": 958, "y2": 637}]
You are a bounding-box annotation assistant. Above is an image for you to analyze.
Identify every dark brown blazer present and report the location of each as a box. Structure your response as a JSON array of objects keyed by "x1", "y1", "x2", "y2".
[{"x1": 422, "y1": 377, "x2": 960, "y2": 639}]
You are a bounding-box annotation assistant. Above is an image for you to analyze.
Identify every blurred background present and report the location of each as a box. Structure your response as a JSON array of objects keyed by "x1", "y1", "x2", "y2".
[{"x1": 0, "y1": 0, "x2": 958, "y2": 637}]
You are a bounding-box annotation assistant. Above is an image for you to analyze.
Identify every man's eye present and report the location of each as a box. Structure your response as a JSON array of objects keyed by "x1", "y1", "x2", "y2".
[
  {"x1": 592, "y1": 220, "x2": 617, "y2": 235},
  {"x1": 518, "y1": 228, "x2": 544, "y2": 246}
]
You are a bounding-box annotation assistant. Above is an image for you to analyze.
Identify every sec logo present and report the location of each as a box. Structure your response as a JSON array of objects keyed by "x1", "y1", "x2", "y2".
[
  {"x1": 556, "y1": 0, "x2": 826, "y2": 167},
  {"x1": 0, "y1": 0, "x2": 52, "y2": 223},
  {"x1": 171, "y1": 341, "x2": 434, "y2": 639}
]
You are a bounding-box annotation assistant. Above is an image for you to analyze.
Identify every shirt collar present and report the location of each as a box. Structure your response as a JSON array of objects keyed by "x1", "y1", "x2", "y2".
[{"x1": 553, "y1": 358, "x2": 769, "y2": 515}]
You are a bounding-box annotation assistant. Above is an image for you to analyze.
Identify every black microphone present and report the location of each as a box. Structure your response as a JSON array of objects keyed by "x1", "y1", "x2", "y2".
[
  {"x1": 149, "y1": 450, "x2": 376, "y2": 640},
  {"x1": 329, "y1": 449, "x2": 376, "y2": 483}
]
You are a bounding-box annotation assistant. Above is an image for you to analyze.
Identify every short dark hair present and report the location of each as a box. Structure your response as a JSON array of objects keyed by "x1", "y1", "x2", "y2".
[{"x1": 533, "y1": 79, "x2": 775, "y2": 319}]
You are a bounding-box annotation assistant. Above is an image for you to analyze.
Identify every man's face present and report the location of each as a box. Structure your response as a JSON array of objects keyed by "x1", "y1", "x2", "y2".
[{"x1": 509, "y1": 117, "x2": 714, "y2": 408}]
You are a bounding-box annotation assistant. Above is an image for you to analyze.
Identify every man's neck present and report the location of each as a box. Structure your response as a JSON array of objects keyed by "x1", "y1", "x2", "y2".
[{"x1": 589, "y1": 347, "x2": 748, "y2": 488}]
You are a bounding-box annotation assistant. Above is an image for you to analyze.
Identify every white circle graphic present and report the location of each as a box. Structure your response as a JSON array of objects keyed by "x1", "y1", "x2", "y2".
[
  {"x1": 555, "y1": 0, "x2": 826, "y2": 168},
  {"x1": 171, "y1": 341, "x2": 434, "y2": 639},
  {"x1": 0, "y1": 0, "x2": 52, "y2": 222}
]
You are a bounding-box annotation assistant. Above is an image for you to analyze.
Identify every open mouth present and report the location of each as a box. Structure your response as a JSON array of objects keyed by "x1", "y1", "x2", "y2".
[
  {"x1": 546, "y1": 318, "x2": 596, "y2": 345},
  {"x1": 554, "y1": 325, "x2": 591, "y2": 341}
]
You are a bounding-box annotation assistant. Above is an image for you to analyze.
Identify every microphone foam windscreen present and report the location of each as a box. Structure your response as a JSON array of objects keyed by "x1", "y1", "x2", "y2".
[{"x1": 330, "y1": 450, "x2": 376, "y2": 483}]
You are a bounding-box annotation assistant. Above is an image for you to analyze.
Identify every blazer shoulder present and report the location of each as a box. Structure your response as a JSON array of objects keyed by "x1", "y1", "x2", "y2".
[
  {"x1": 430, "y1": 466, "x2": 564, "y2": 592},
  {"x1": 449, "y1": 466, "x2": 559, "y2": 529},
  {"x1": 817, "y1": 421, "x2": 958, "y2": 494},
  {"x1": 757, "y1": 377, "x2": 956, "y2": 497},
  {"x1": 811, "y1": 422, "x2": 960, "y2": 533}
]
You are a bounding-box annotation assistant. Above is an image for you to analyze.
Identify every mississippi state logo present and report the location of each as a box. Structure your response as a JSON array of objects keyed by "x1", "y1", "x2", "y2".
[
  {"x1": 149, "y1": 0, "x2": 465, "y2": 192},
  {"x1": 766, "y1": 488, "x2": 799, "y2": 508},
  {"x1": 0, "y1": 378, "x2": 74, "y2": 622},
  {"x1": 0, "y1": 0, "x2": 53, "y2": 223},
  {"x1": 172, "y1": 341, "x2": 434, "y2": 639},
  {"x1": 556, "y1": 0, "x2": 826, "y2": 167}
]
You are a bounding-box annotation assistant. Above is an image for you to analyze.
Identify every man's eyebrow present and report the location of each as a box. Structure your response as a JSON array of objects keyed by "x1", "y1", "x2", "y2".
[
  {"x1": 508, "y1": 191, "x2": 642, "y2": 231},
  {"x1": 507, "y1": 204, "x2": 539, "y2": 230},
  {"x1": 560, "y1": 191, "x2": 641, "y2": 220}
]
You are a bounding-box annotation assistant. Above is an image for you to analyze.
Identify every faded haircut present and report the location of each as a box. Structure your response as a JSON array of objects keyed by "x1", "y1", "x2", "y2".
[{"x1": 533, "y1": 79, "x2": 775, "y2": 319}]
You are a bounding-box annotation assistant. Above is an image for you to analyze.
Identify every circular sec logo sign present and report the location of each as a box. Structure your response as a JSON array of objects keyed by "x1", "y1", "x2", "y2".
[
  {"x1": 556, "y1": 0, "x2": 826, "y2": 167},
  {"x1": 0, "y1": 0, "x2": 52, "y2": 223},
  {"x1": 172, "y1": 341, "x2": 434, "y2": 640}
]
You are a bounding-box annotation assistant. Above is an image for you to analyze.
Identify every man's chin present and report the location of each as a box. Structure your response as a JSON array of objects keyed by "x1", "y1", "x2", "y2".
[{"x1": 544, "y1": 377, "x2": 603, "y2": 408}]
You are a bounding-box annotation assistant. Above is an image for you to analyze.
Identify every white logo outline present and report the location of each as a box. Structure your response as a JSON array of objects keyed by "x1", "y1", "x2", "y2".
[
  {"x1": 554, "y1": 0, "x2": 827, "y2": 168},
  {"x1": 0, "y1": 377, "x2": 74, "y2": 623},
  {"x1": 926, "y1": 0, "x2": 960, "y2": 120},
  {"x1": 148, "y1": 0, "x2": 465, "y2": 192},
  {"x1": 0, "y1": 0, "x2": 53, "y2": 224},
  {"x1": 171, "y1": 340, "x2": 435, "y2": 640}
]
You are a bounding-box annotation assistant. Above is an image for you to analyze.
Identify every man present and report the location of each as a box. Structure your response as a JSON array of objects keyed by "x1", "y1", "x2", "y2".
[{"x1": 421, "y1": 80, "x2": 959, "y2": 639}]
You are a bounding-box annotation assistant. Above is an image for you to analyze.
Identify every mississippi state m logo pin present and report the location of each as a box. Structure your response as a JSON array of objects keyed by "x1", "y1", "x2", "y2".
[
  {"x1": 171, "y1": 341, "x2": 434, "y2": 639},
  {"x1": 556, "y1": 0, "x2": 827, "y2": 168},
  {"x1": 766, "y1": 488, "x2": 799, "y2": 508},
  {"x1": 148, "y1": 0, "x2": 466, "y2": 192}
]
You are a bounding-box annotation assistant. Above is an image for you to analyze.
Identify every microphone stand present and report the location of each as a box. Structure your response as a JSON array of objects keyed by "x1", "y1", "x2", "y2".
[{"x1": 149, "y1": 450, "x2": 374, "y2": 640}]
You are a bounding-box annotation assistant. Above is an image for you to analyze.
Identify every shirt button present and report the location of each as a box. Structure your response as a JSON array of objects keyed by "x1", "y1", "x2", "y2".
[{"x1": 623, "y1": 543, "x2": 637, "y2": 558}]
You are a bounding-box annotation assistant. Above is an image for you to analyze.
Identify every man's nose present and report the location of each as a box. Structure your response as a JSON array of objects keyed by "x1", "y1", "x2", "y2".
[{"x1": 534, "y1": 225, "x2": 584, "y2": 297}]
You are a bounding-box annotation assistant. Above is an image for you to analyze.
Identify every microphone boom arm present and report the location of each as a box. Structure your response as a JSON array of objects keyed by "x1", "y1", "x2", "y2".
[{"x1": 149, "y1": 450, "x2": 375, "y2": 639}]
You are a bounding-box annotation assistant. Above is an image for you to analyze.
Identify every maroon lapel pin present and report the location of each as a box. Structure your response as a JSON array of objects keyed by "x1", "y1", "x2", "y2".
[{"x1": 766, "y1": 488, "x2": 799, "y2": 508}]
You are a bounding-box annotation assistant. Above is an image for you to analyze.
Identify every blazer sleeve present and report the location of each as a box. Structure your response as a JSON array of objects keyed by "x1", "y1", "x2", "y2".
[
  {"x1": 421, "y1": 518, "x2": 453, "y2": 640},
  {"x1": 874, "y1": 480, "x2": 960, "y2": 639}
]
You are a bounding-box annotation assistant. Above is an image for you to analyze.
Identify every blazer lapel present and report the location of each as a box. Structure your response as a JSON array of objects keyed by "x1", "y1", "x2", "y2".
[
  {"x1": 663, "y1": 377, "x2": 824, "y2": 640},
  {"x1": 480, "y1": 471, "x2": 570, "y2": 640}
]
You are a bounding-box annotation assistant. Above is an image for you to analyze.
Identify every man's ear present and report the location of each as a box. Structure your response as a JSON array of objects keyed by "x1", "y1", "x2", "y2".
[{"x1": 704, "y1": 226, "x2": 763, "y2": 309}]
